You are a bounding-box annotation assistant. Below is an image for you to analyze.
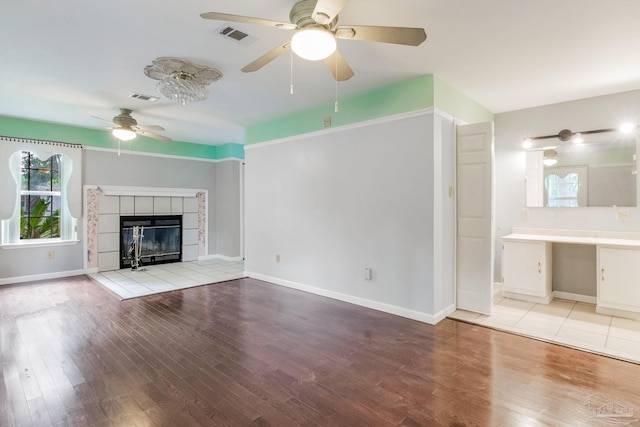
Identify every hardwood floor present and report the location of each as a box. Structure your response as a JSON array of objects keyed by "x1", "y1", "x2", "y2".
[{"x1": 2, "y1": 276, "x2": 640, "y2": 426}]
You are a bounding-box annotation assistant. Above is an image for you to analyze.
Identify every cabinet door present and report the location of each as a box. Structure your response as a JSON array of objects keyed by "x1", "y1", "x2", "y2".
[
  {"x1": 598, "y1": 246, "x2": 640, "y2": 311},
  {"x1": 502, "y1": 240, "x2": 551, "y2": 297}
]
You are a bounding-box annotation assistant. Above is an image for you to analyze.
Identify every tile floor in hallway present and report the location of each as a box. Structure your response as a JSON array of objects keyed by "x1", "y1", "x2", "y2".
[
  {"x1": 449, "y1": 293, "x2": 640, "y2": 364},
  {"x1": 89, "y1": 258, "x2": 245, "y2": 300}
]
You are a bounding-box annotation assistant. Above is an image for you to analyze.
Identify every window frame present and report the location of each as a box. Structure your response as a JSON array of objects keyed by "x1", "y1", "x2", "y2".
[
  {"x1": 1, "y1": 149, "x2": 78, "y2": 248},
  {"x1": 20, "y1": 151, "x2": 63, "y2": 240}
]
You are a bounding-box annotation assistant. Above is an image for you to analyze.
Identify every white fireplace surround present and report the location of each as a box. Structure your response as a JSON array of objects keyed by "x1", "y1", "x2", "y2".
[{"x1": 84, "y1": 185, "x2": 208, "y2": 272}]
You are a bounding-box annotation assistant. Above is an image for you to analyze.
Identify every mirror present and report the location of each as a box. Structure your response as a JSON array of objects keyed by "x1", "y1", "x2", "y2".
[{"x1": 525, "y1": 136, "x2": 638, "y2": 207}]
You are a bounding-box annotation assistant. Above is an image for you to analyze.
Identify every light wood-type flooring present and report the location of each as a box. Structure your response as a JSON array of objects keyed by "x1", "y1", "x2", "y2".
[{"x1": 2, "y1": 276, "x2": 640, "y2": 426}]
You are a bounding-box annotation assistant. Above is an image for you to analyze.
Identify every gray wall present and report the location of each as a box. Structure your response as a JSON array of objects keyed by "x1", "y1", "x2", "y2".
[
  {"x1": 244, "y1": 110, "x2": 456, "y2": 323},
  {"x1": 0, "y1": 149, "x2": 243, "y2": 283},
  {"x1": 551, "y1": 243, "x2": 597, "y2": 297},
  {"x1": 215, "y1": 160, "x2": 242, "y2": 257},
  {"x1": 84, "y1": 150, "x2": 243, "y2": 259}
]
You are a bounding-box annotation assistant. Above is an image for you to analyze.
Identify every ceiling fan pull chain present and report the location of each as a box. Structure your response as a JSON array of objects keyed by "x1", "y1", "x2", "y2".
[
  {"x1": 290, "y1": 48, "x2": 294, "y2": 95},
  {"x1": 334, "y1": 49, "x2": 339, "y2": 112}
]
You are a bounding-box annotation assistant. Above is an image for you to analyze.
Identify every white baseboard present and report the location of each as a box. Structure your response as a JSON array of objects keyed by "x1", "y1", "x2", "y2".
[
  {"x1": 552, "y1": 291, "x2": 597, "y2": 304},
  {"x1": 502, "y1": 290, "x2": 553, "y2": 304},
  {"x1": 247, "y1": 271, "x2": 451, "y2": 325},
  {"x1": 198, "y1": 254, "x2": 244, "y2": 262},
  {"x1": 0, "y1": 269, "x2": 90, "y2": 286},
  {"x1": 596, "y1": 305, "x2": 640, "y2": 320}
]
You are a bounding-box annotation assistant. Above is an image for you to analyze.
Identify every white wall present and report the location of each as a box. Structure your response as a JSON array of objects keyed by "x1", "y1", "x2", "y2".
[
  {"x1": 494, "y1": 89, "x2": 640, "y2": 281},
  {"x1": 245, "y1": 110, "x2": 456, "y2": 324}
]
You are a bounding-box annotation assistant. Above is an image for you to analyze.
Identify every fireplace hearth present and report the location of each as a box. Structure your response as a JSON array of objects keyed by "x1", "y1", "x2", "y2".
[{"x1": 120, "y1": 215, "x2": 182, "y2": 269}]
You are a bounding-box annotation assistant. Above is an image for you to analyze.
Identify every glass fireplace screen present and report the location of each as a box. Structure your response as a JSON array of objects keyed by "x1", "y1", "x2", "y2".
[{"x1": 120, "y1": 215, "x2": 182, "y2": 269}]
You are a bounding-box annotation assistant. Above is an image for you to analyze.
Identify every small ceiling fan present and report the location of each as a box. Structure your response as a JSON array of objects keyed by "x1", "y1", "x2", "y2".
[
  {"x1": 201, "y1": 0, "x2": 427, "y2": 81},
  {"x1": 92, "y1": 108, "x2": 171, "y2": 142}
]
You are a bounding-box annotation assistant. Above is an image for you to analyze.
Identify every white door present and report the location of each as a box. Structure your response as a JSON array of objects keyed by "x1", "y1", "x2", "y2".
[{"x1": 456, "y1": 121, "x2": 494, "y2": 314}]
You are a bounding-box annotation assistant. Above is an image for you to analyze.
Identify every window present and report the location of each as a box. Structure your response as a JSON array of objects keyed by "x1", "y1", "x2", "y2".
[
  {"x1": 20, "y1": 151, "x2": 62, "y2": 239},
  {"x1": 543, "y1": 164, "x2": 588, "y2": 208},
  {"x1": 1, "y1": 137, "x2": 82, "y2": 247},
  {"x1": 545, "y1": 173, "x2": 580, "y2": 207}
]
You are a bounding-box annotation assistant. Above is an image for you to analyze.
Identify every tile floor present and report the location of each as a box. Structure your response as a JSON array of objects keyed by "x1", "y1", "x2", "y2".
[
  {"x1": 449, "y1": 291, "x2": 640, "y2": 364},
  {"x1": 89, "y1": 258, "x2": 245, "y2": 300}
]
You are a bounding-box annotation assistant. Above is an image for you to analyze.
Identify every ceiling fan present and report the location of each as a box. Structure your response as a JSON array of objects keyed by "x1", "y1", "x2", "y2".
[
  {"x1": 93, "y1": 108, "x2": 171, "y2": 142},
  {"x1": 201, "y1": 0, "x2": 427, "y2": 81}
]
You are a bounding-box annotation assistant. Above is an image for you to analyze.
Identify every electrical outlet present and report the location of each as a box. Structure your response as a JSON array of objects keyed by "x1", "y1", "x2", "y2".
[
  {"x1": 364, "y1": 267, "x2": 372, "y2": 281},
  {"x1": 46, "y1": 250, "x2": 54, "y2": 259},
  {"x1": 323, "y1": 116, "x2": 331, "y2": 127},
  {"x1": 616, "y1": 209, "x2": 630, "y2": 220},
  {"x1": 275, "y1": 254, "x2": 280, "y2": 263},
  {"x1": 522, "y1": 208, "x2": 529, "y2": 219}
]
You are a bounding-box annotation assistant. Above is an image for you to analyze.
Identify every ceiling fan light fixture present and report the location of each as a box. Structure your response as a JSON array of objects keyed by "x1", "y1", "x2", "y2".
[
  {"x1": 112, "y1": 127, "x2": 137, "y2": 141},
  {"x1": 543, "y1": 149, "x2": 558, "y2": 166},
  {"x1": 291, "y1": 27, "x2": 336, "y2": 61}
]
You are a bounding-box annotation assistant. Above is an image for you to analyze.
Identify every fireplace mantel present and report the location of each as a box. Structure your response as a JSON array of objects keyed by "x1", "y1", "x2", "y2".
[{"x1": 98, "y1": 185, "x2": 202, "y2": 198}]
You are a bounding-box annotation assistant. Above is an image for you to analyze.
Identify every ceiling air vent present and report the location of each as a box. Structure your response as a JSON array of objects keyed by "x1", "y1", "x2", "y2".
[
  {"x1": 130, "y1": 93, "x2": 159, "y2": 102},
  {"x1": 215, "y1": 24, "x2": 257, "y2": 46}
]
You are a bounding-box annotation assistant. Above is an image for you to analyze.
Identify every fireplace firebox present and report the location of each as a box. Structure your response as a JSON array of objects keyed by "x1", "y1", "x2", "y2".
[{"x1": 120, "y1": 215, "x2": 182, "y2": 269}]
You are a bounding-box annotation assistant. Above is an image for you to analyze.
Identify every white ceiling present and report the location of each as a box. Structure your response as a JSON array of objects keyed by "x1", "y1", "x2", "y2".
[{"x1": 2, "y1": 0, "x2": 640, "y2": 146}]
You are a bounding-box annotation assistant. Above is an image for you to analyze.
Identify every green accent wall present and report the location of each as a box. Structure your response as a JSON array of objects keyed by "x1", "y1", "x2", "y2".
[
  {"x1": 433, "y1": 76, "x2": 494, "y2": 124},
  {"x1": 246, "y1": 74, "x2": 494, "y2": 144},
  {"x1": 0, "y1": 115, "x2": 244, "y2": 161},
  {"x1": 1, "y1": 74, "x2": 493, "y2": 153}
]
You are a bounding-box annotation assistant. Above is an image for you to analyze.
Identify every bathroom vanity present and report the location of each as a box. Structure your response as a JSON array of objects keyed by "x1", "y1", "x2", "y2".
[{"x1": 502, "y1": 228, "x2": 640, "y2": 320}]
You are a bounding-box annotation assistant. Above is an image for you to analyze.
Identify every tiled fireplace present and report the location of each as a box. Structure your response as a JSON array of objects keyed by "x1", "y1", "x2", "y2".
[{"x1": 85, "y1": 186, "x2": 207, "y2": 272}]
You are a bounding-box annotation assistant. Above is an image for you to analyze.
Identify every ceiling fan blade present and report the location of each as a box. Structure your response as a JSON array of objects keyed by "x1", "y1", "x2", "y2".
[
  {"x1": 200, "y1": 12, "x2": 296, "y2": 30},
  {"x1": 336, "y1": 25, "x2": 427, "y2": 46},
  {"x1": 135, "y1": 124, "x2": 165, "y2": 131},
  {"x1": 312, "y1": 0, "x2": 348, "y2": 25},
  {"x1": 323, "y1": 50, "x2": 354, "y2": 81},
  {"x1": 241, "y1": 41, "x2": 291, "y2": 73},
  {"x1": 136, "y1": 130, "x2": 171, "y2": 142},
  {"x1": 91, "y1": 115, "x2": 114, "y2": 124}
]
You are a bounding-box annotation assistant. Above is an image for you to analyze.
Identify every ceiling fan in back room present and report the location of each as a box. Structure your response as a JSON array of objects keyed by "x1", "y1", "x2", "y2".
[
  {"x1": 201, "y1": 0, "x2": 427, "y2": 81},
  {"x1": 92, "y1": 108, "x2": 171, "y2": 142}
]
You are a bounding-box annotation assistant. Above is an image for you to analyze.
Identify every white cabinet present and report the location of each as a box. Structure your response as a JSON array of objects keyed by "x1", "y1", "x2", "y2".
[
  {"x1": 597, "y1": 245, "x2": 640, "y2": 317},
  {"x1": 502, "y1": 239, "x2": 552, "y2": 302},
  {"x1": 501, "y1": 230, "x2": 640, "y2": 318}
]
